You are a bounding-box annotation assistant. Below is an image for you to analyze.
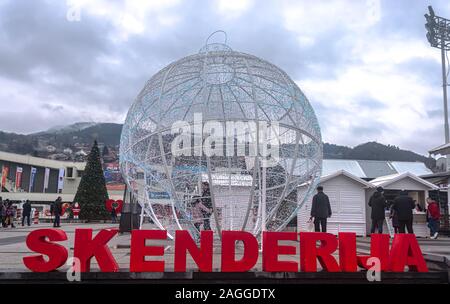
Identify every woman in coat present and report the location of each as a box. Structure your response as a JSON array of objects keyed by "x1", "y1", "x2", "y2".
[
  {"x1": 5, "y1": 201, "x2": 16, "y2": 228},
  {"x1": 389, "y1": 204, "x2": 399, "y2": 234}
]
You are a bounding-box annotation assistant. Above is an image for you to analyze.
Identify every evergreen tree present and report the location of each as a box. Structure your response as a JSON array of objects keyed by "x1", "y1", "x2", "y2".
[
  {"x1": 102, "y1": 145, "x2": 109, "y2": 156},
  {"x1": 75, "y1": 140, "x2": 110, "y2": 221}
]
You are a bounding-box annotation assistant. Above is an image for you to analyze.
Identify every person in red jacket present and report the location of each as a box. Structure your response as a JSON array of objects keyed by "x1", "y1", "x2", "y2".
[{"x1": 426, "y1": 198, "x2": 441, "y2": 239}]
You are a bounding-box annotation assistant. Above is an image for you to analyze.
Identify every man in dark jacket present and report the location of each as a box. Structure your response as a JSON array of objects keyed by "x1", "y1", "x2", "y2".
[
  {"x1": 53, "y1": 197, "x2": 62, "y2": 228},
  {"x1": 368, "y1": 187, "x2": 388, "y2": 234},
  {"x1": 310, "y1": 186, "x2": 332, "y2": 232},
  {"x1": 393, "y1": 190, "x2": 415, "y2": 233},
  {"x1": 22, "y1": 200, "x2": 32, "y2": 226}
]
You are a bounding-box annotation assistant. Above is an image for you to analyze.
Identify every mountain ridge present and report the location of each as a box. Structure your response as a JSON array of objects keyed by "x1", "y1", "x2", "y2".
[{"x1": 0, "y1": 122, "x2": 436, "y2": 169}]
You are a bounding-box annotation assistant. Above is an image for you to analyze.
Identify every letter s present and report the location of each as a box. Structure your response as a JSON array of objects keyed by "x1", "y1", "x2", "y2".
[{"x1": 23, "y1": 229, "x2": 68, "y2": 272}]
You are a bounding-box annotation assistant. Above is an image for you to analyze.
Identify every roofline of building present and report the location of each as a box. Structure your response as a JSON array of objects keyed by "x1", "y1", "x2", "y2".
[
  {"x1": 370, "y1": 172, "x2": 439, "y2": 190},
  {"x1": 320, "y1": 170, "x2": 374, "y2": 188},
  {"x1": 429, "y1": 143, "x2": 450, "y2": 155},
  {"x1": 0, "y1": 150, "x2": 86, "y2": 170},
  {"x1": 420, "y1": 171, "x2": 450, "y2": 179},
  {"x1": 323, "y1": 158, "x2": 427, "y2": 163}
]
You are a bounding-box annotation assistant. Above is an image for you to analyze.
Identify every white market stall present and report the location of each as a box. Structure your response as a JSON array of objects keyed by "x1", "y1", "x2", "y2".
[
  {"x1": 368, "y1": 172, "x2": 439, "y2": 237},
  {"x1": 201, "y1": 173, "x2": 254, "y2": 232},
  {"x1": 298, "y1": 170, "x2": 373, "y2": 236}
]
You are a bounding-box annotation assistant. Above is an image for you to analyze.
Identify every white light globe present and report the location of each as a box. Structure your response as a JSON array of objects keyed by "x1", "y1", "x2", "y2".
[{"x1": 120, "y1": 34, "x2": 322, "y2": 239}]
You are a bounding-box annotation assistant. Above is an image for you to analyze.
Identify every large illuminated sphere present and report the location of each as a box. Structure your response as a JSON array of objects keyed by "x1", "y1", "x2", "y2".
[{"x1": 120, "y1": 35, "x2": 322, "y2": 239}]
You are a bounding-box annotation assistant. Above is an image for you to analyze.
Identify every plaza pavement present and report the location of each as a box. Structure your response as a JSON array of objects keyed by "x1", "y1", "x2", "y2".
[{"x1": 1, "y1": 222, "x2": 449, "y2": 272}]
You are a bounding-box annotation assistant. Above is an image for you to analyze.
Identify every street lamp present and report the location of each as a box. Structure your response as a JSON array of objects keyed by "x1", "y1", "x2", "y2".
[{"x1": 425, "y1": 5, "x2": 450, "y2": 143}]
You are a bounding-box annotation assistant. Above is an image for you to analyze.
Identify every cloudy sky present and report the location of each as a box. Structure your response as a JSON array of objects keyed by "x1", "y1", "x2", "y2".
[{"x1": 0, "y1": 0, "x2": 449, "y2": 155}]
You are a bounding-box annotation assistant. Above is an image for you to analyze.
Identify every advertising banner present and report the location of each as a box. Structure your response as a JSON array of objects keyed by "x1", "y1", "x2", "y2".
[
  {"x1": 28, "y1": 167, "x2": 37, "y2": 192},
  {"x1": 104, "y1": 161, "x2": 124, "y2": 184},
  {"x1": 43, "y1": 168, "x2": 50, "y2": 193},
  {"x1": 15, "y1": 167, "x2": 23, "y2": 191},
  {"x1": 57, "y1": 168, "x2": 65, "y2": 193},
  {"x1": 1, "y1": 165, "x2": 9, "y2": 190}
]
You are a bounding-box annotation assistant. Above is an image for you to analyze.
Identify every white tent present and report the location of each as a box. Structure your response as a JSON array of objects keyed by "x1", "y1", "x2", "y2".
[
  {"x1": 298, "y1": 170, "x2": 373, "y2": 236},
  {"x1": 367, "y1": 172, "x2": 439, "y2": 237}
]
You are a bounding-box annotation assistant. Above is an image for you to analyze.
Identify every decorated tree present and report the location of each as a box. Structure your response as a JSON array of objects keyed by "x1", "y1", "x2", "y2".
[{"x1": 75, "y1": 140, "x2": 110, "y2": 221}]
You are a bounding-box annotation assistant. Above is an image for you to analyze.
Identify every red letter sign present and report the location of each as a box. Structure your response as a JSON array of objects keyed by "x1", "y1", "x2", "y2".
[
  {"x1": 263, "y1": 232, "x2": 298, "y2": 272},
  {"x1": 338, "y1": 232, "x2": 358, "y2": 272},
  {"x1": 23, "y1": 229, "x2": 68, "y2": 272},
  {"x1": 73, "y1": 228, "x2": 119, "y2": 272},
  {"x1": 357, "y1": 234, "x2": 390, "y2": 271},
  {"x1": 389, "y1": 234, "x2": 428, "y2": 272},
  {"x1": 130, "y1": 230, "x2": 167, "y2": 272},
  {"x1": 174, "y1": 230, "x2": 213, "y2": 272},
  {"x1": 221, "y1": 231, "x2": 258, "y2": 272},
  {"x1": 300, "y1": 232, "x2": 340, "y2": 272}
]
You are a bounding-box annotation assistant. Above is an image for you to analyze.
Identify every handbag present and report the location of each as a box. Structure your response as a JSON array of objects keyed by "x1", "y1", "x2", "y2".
[{"x1": 307, "y1": 219, "x2": 314, "y2": 232}]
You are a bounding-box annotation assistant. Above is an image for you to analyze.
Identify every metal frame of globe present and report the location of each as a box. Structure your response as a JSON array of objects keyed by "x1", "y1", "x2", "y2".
[{"x1": 120, "y1": 31, "x2": 323, "y2": 239}]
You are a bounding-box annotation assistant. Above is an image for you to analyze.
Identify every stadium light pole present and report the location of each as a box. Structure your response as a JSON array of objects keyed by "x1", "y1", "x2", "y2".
[{"x1": 425, "y1": 5, "x2": 450, "y2": 143}]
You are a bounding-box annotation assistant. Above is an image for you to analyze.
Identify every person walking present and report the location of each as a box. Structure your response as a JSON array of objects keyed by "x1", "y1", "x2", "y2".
[
  {"x1": 111, "y1": 206, "x2": 117, "y2": 223},
  {"x1": 426, "y1": 198, "x2": 440, "y2": 239},
  {"x1": 392, "y1": 190, "x2": 415, "y2": 234},
  {"x1": 191, "y1": 196, "x2": 212, "y2": 232},
  {"x1": 22, "y1": 200, "x2": 32, "y2": 226},
  {"x1": 310, "y1": 186, "x2": 332, "y2": 232},
  {"x1": 368, "y1": 187, "x2": 388, "y2": 234},
  {"x1": 5, "y1": 200, "x2": 16, "y2": 228},
  {"x1": 201, "y1": 182, "x2": 212, "y2": 230},
  {"x1": 0, "y1": 197, "x2": 4, "y2": 228},
  {"x1": 53, "y1": 197, "x2": 62, "y2": 228},
  {"x1": 389, "y1": 204, "x2": 400, "y2": 234}
]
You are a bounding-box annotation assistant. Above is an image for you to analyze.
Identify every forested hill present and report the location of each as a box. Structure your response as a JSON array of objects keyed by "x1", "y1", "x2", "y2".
[
  {"x1": 0, "y1": 123, "x2": 436, "y2": 169},
  {"x1": 323, "y1": 142, "x2": 435, "y2": 169}
]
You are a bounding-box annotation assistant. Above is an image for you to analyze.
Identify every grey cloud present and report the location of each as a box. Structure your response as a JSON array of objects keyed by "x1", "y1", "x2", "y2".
[{"x1": 0, "y1": 0, "x2": 449, "y2": 155}]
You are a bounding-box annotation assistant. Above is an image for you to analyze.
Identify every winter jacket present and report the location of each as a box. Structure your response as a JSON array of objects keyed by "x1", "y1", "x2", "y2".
[
  {"x1": 389, "y1": 205, "x2": 399, "y2": 228},
  {"x1": 427, "y1": 201, "x2": 441, "y2": 220},
  {"x1": 369, "y1": 192, "x2": 388, "y2": 220},
  {"x1": 393, "y1": 193, "x2": 415, "y2": 221},
  {"x1": 201, "y1": 189, "x2": 212, "y2": 216},
  {"x1": 192, "y1": 202, "x2": 210, "y2": 224},
  {"x1": 311, "y1": 191, "x2": 332, "y2": 219},
  {"x1": 6, "y1": 205, "x2": 15, "y2": 217},
  {"x1": 53, "y1": 200, "x2": 62, "y2": 216},
  {"x1": 22, "y1": 202, "x2": 32, "y2": 216}
]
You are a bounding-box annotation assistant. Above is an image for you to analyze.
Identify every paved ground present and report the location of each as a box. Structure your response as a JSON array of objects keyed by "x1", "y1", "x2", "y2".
[{"x1": 1, "y1": 222, "x2": 449, "y2": 272}]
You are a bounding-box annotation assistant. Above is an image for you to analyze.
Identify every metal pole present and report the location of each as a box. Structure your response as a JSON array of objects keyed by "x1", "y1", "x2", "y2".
[
  {"x1": 261, "y1": 165, "x2": 267, "y2": 250},
  {"x1": 441, "y1": 41, "x2": 449, "y2": 143}
]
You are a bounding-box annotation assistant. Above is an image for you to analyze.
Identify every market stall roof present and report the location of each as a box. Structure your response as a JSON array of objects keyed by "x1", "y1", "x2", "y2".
[
  {"x1": 356, "y1": 160, "x2": 396, "y2": 178},
  {"x1": 369, "y1": 172, "x2": 439, "y2": 190},
  {"x1": 429, "y1": 143, "x2": 450, "y2": 156},
  {"x1": 389, "y1": 161, "x2": 432, "y2": 176},
  {"x1": 298, "y1": 170, "x2": 373, "y2": 188},
  {"x1": 319, "y1": 170, "x2": 373, "y2": 188},
  {"x1": 248, "y1": 158, "x2": 433, "y2": 180},
  {"x1": 322, "y1": 160, "x2": 366, "y2": 178}
]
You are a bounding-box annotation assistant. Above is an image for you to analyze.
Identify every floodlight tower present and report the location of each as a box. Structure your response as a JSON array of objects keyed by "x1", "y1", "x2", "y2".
[{"x1": 425, "y1": 5, "x2": 450, "y2": 143}]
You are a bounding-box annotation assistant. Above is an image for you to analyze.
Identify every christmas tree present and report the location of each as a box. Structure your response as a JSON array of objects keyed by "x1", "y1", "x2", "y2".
[{"x1": 75, "y1": 140, "x2": 110, "y2": 221}]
